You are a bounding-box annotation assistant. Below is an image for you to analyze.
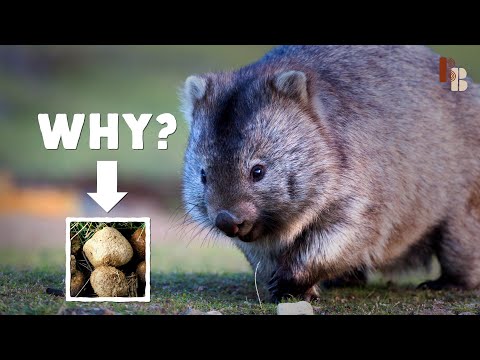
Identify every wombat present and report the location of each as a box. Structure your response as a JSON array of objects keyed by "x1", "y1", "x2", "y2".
[{"x1": 181, "y1": 45, "x2": 480, "y2": 302}]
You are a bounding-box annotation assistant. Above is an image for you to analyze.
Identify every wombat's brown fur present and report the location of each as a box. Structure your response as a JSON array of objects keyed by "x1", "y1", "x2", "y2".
[{"x1": 181, "y1": 45, "x2": 480, "y2": 302}]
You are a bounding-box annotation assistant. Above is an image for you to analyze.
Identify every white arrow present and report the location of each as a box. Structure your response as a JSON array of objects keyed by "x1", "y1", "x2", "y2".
[{"x1": 87, "y1": 161, "x2": 128, "y2": 213}]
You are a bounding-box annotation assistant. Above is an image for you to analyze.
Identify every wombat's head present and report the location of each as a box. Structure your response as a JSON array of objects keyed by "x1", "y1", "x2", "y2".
[{"x1": 181, "y1": 69, "x2": 339, "y2": 244}]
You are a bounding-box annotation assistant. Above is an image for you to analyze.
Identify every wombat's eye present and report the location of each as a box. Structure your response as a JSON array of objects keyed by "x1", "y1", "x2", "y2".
[
  {"x1": 201, "y1": 169, "x2": 207, "y2": 184},
  {"x1": 251, "y1": 165, "x2": 265, "y2": 182}
]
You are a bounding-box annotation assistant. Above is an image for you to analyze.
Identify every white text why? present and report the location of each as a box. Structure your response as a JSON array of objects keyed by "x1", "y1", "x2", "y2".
[{"x1": 38, "y1": 113, "x2": 177, "y2": 150}]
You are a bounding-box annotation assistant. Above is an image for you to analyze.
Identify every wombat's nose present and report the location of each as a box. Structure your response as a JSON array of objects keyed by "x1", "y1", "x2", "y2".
[{"x1": 215, "y1": 211, "x2": 242, "y2": 237}]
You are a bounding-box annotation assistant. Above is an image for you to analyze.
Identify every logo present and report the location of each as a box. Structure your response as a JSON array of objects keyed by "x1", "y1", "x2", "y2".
[{"x1": 439, "y1": 57, "x2": 468, "y2": 92}]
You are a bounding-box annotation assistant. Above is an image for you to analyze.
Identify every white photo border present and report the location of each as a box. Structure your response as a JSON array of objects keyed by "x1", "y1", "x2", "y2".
[{"x1": 65, "y1": 217, "x2": 151, "y2": 302}]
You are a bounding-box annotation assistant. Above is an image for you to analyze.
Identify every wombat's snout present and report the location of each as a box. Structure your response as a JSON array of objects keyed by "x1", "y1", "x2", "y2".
[
  {"x1": 214, "y1": 207, "x2": 256, "y2": 240},
  {"x1": 215, "y1": 211, "x2": 242, "y2": 237}
]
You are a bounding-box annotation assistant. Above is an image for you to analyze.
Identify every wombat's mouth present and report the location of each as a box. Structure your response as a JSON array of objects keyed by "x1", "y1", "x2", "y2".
[
  {"x1": 237, "y1": 223, "x2": 262, "y2": 243},
  {"x1": 237, "y1": 233, "x2": 256, "y2": 242}
]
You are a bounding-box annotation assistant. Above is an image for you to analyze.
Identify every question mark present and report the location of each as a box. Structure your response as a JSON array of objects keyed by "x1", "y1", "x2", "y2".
[{"x1": 156, "y1": 113, "x2": 177, "y2": 150}]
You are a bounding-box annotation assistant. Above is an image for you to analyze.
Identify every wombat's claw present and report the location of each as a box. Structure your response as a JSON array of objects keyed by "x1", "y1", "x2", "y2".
[
  {"x1": 268, "y1": 268, "x2": 308, "y2": 303},
  {"x1": 417, "y1": 278, "x2": 452, "y2": 290},
  {"x1": 303, "y1": 285, "x2": 320, "y2": 302}
]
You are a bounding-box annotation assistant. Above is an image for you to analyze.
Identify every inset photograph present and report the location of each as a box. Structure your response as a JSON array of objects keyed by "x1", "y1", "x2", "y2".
[{"x1": 66, "y1": 217, "x2": 150, "y2": 302}]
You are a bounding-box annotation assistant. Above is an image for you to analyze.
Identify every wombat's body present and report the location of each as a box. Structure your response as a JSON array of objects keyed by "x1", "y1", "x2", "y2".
[{"x1": 181, "y1": 46, "x2": 480, "y2": 302}]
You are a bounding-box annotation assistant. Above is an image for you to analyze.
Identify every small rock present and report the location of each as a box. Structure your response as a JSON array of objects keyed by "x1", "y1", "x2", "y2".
[
  {"x1": 458, "y1": 312, "x2": 475, "y2": 315},
  {"x1": 197, "y1": 286, "x2": 205, "y2": 292},
  {"x1": 206, "y1": 310, "x2": 223, "y2": 315},
  {"x1": 182, "y1": 308, "x2": 223, "y2": 315},
  {"x1": 183, "y1": 307, "x2": 207, "y2": 315},
  {"x1": 277, "y1": 301, "x2": 314, "y2": 315},
  {"x1": 149, "y1": 305, "x2": 167, "y2": 314},
  {"x1": 57, "y1": 307, "x2": 116, "y2": 315}
]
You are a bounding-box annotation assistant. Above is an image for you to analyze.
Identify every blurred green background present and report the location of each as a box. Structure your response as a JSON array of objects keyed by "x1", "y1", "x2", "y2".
[
  {"x1": 1, "y1": 46, "x2": 479, "y2": 183},
  {"x1": 0, "y1": 46, "x2": 275, "y2": 182},
  {"x1": 0, "y1": 45, "x2": 479, "y2": 273}
]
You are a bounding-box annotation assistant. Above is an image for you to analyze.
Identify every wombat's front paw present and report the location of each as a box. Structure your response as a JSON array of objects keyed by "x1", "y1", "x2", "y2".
[
  {"x1": 267, "y1": 267, "x2": 310, "y2": 303},
  {"x1": 417, "y1": 276, "x2": 459, "y2": 290}
]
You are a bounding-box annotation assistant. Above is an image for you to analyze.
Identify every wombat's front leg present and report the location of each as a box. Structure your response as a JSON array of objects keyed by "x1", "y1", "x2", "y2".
[
  {"x1": 267, "y1": 226, "x2": 367, "y2": 303},
  {"x1": 267, "y1": 267, "x2": 320, "y2": 303}
]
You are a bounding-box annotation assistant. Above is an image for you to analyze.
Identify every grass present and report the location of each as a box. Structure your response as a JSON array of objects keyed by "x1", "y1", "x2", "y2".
[
  {"x1": 1, "y1": 231, "x2": 479, "y2": 315},
  {"x1": 70, "y1": 221, "x2": 145, "y2": 244},
  {"x1": 1, "y1": 265, "x2": 480, "y2": 315},
  {"x1": 2, "y1": 220, "x2": 477, "y2": 315}
]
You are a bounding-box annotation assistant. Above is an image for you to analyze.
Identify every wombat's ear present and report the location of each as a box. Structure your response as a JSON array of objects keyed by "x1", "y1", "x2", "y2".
[
  {"x1": 185, "y1": 75, "x2": 207, "y2": 102},
  {"x1": 180, "y1": 75, "x2": 208, "y2": 125},
  {"x1": 273, "y1": 70, "x2": 308, "y2": 102}
]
